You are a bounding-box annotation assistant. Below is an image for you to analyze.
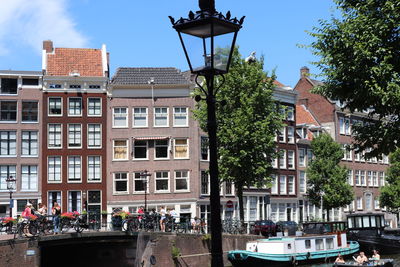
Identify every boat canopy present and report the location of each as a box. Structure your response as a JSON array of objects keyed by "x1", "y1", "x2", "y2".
[{"x1": 347, "y1": 213, "x2": 386, "y2": 230}]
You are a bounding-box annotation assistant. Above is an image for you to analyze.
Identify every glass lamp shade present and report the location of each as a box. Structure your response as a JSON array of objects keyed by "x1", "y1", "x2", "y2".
[
  {"x1": 6, "y1": 176, "x2": 16, "y2": 191},
  {"x1": 171, "y1": 12, "x2": 243, "y2": 75}
]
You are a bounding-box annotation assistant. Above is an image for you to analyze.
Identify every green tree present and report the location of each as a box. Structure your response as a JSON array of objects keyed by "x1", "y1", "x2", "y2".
[
  {"x1": 193, "y1": 47, "x2": 283, "y2": 222},
  {"x1": 306, "y1": 134, "x2": 353, "y2": 221},
  {"x1": 307, "y1": 0, "x2": 400, "y2": 157},
  {"x1": 380, "y1": 148, "x2": 400, "y2": 213}
]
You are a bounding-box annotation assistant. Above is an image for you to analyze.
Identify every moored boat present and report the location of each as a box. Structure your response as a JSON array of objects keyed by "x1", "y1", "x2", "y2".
[{"x1": 228, "y1": 232, "x2": 359, "y2": 267}]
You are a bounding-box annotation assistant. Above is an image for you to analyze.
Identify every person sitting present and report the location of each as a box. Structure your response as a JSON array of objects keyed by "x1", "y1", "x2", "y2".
[
  {"x1": 335, "y1": 254, "x2": 345, "y2": 264},
  {"x1": 356, "y1": 251, "x2": 368, "y2": 265},
  {"x1": 371, "y1": 250, "x2": 380, "y2": 261}
]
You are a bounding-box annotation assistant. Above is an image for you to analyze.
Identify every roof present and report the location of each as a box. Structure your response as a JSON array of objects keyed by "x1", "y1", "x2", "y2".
[
  {"x1": 0, "y1": 70, "x2": 42, "y2": 76},
  {"x1": 296, "y1": 104, "x2": 320, "y2": 126},
  {"x1": 111, "y1": 67, "x2": 190, "y2": 85},
  {"x1": 46, "y1": 48, "x2": 104, "y2": 77}
]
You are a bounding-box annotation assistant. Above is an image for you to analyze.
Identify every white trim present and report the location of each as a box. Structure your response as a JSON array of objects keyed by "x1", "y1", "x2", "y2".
[
  {"x1": 47, "y1": 156, "x2": 62, "y2": 183},
  {"x1": 101, "y1": 44, "x2": 108, "y2": 76},
  {"x1": 21, "y1": 130, "x2": 39, "y2": 157},
  {"x1": 154, "y1": 171, "x2": 170, "y2": 193},
  {"x1": 67, "y1": 155, "x2": 82, "y2": 183},
  {"x1": 0, "y1": 100, "x2": 18, "y2": 123},
  {"x1": 112, "y1": 107, "x2": 128, "y2": 128},
  {"x1": 67, "y1": 97, "x2": 82, "y2": 117},
  {"x1": 87, "y1": 97, "x2": 102, "y2": 117},
  {"x1": 173, "y1": 106, "x2": 188, "y2": 127},
  {"x1": 21, "y1": 100, "x2": 39, "y2": 123},
  {"x1": 154, "y1": 139, "x2": 169, "y2": 160},
  {"x1": 87, "y1": 123, "x2": 102, "y2": 149},
  {"x1": 67, "y1": 123, "x2": 82, "y2": 149},
  {"x1": 48, "y1": 97, "x2": 63, "y2": 117},
  {"x1": 153, "y1": 107, "x2": 169, "y2": 127},
  {"x1": 87, "y1": 155, "x2": 102, "y2": 183},
  {"x1": 132, "y1": 172, "x2": 149, "y2": 194},
  {"x1": 112, "y1": 139, "x2": 129, "y2": 161},
  {"x1": 113, "y1": 172, "x2": 129, "y2": 195},
  {"x1": 174, "y1": 138, "x2": 189, "y2": 159},
  {"x1": 47, "y1": 123, "x2": 62, "y2": 149},
  {"x1": 174, "y1": 170, "x2": 190, "y2": 193},
  {"x1": 132, "y1": 107, "x2": 148, "y2": 128},
  {"x1": 132, "y1": 139, "x2": 148, "y2": 160},
  {"x1": 67, "y1": 190, "x2": 83, "y2": 213}
]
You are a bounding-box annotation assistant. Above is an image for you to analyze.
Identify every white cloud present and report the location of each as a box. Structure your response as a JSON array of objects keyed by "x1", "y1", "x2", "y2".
[{"x1": 0, "y1": 0, "x2": 88, "y2": 55}]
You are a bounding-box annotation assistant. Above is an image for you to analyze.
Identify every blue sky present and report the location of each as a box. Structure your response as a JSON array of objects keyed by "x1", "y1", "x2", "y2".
[{"x1": 0, "y1": 0, "x2": 336, "y2": 87}]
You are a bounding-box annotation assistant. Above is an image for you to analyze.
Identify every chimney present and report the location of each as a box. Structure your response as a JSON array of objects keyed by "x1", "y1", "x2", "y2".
[
  {"x1": 43, "y1": 40, "x2": 53, "y2": 53},
  {"x1": 300, "y1": 66, "x2": 310, "y2": 78}
]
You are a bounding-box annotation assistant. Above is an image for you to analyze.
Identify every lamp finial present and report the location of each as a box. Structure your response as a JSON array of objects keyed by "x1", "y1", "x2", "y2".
[{"x1": 199, "y1": 0, "x2": 215, "y2": 12}]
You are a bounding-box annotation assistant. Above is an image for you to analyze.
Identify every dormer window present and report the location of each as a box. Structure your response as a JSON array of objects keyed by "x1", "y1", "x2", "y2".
[
  {"x1": 49, "y1": 84, "x2": 62, "y2": 89},
  {"x1": 22, "y1": 78, "x2": 39, "y2": 86},
  {"x1": 1, "y1": 78, "x2": 18, "y2": 94},
  {"x1": 89, "y1": 85, "x2": 100, "y2": 89},
  {"x1": 296, "y1": 127, "x2": 308, "y2": 139},
  {"x1": 69, "y1": 85, "x2": 81, "y2": 89}
]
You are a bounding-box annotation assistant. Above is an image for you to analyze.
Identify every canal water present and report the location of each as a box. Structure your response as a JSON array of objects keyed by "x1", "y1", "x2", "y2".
[{"x1": 303, "y1": 254, "x2": 400, "y2": 267}]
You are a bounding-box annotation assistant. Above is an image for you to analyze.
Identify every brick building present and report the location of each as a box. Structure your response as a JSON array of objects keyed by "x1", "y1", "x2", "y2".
[
  {"x1": 41, "y1": 40, "x2": 109, "y2": 215},
  {"x1": 294, "y1": 66, "x2": 396, "y2": 227},
  {"x1": 0, "y1": 70, "x2": 43, "y2": 216}
]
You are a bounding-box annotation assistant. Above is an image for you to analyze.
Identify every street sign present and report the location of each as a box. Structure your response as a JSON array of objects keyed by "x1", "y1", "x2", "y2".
[
  {"x1": 9, "y1": 199, "x2": 13, "y2": 208},
  {"x1": 226, "y1": 200, "x2": 234, "y2": 209}
]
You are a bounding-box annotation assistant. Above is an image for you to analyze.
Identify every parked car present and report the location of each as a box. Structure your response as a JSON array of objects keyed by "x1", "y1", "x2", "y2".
[
  {"x1": 276, "y1": 221, "x2": 298, "y2": 236},
  {"x1": 252, "y1": 220, "x2": 277, "y2": 236}
]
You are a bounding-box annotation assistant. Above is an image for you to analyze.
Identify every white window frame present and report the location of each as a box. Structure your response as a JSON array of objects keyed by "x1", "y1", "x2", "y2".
[
  {"x1": 48, "y1": 97, "x2": 62, "y2": 117},
  {"x1": 357, "y1": 197, "x2": 363, "y2": 210},
  {"x1": 67, "y1": 156, "x2": 82, "y2": 183},
  {"x1": 0, "y1": 131, "x2": 16, "y2": 156},
  {"x1": 154, "y1": 107, "x2": 169, "y2": 127},
  {"x1": 271, "y1": 174, "x2": 278, "y2": 194},
  {"x1": 279, "y1": 150, "x2": 286, "y2": 169},
  {"x1": 278, "y1": 127, "x2": 286, "y2": 143},
  {"x1": 373, "y1": 171, "x2": 378, "y2": 187},
  {"x1": 132, "y1": 107, "x2": 148, "y2": 128},
  {"x1": 113, "y1": 172, "x2": 129, "y2": 195},
  {"x1": 287, "y1": 150, "x2": 295, "y2": 169},
  {"x1": 348, "y1": 169, "x2": 354, "y2": 186},
  {"x1": 368, "y1": 171, "x2": 373, "y2": 187},
  {"x1": 113, "y1": 139, "x2": 128, "y2": 161},
  {"x1": 68, "y1": 124, "x2": 82, "y2": 149},
  {"x1": 355, "y1": 170, "x2": 360, "y2": 186},
  {"x1": 201, "y1": 170, "x2": 210, "y2": 195},
  {"x1": 21, "y1": 131, "x2": 38, "y2": 157},
  {"x1": 48, "y1": 156, "x2": 62, "y2": 183},
  {"x1": 173, "y1": 107, "x2": 188, "y2": 127},
  {"x1": 345, "y1": 118, "x2": 351, "y2": 135},
  {"x1": 299, "y1": 171, "x2": 306, "y2": 194},
  {"x1": 112, "y1": 107, "x2": 128, "y2": 128},
  {"x1": 287, "y1": 126, "x2": 295, "y2": 143},
  {"x1": 279, "y1": 175, "x2": 287, "y2": 195},
  {"x1": 67, "y1": 190, "x2": 82, "y2": 213},
  {"x1": 0, "y1": 165, "x2": 16, "y2": 191},
  {"x1": 379, "y1": 172, "x2": 385, "y2": 187},
  {"x1": 133, "y1": 140, "x2": 148, "y2": 160},
  {"x1": 155, "y1": 171, "x2": 170, "y2": 193},
  {"x1": 47, "y1": 124, "x2": 62, "y2": 149},
  {"x1": 200, "y1": 136, "x2": 209, "y2": 161},
  {"x1": 133, "y1": 172, "x2": 149, "y2": 194},
  {"x1": 174, "y1": 138, "x2": 189, "y2": 159},
  {"x1": 87, "y1": 124, "x2": 102, "y2": 149},
  {"x1": 21, "y1": 101, "x2": 39, "y2": 123},
  {"x1": 299, "y1": 148, "x2": 305, "y2": 167},
  {"x1": 175, "y1": 170, "x2": 190, "y2": 192},
  {"x1": 87, "y1": 98, "x2": 102, "y2": 117},
  {"x1": 360, "y1": 170, "x2": 366, "y2": 186},
  {"x1": 0, "y1": 77, "x2": 18, "y2": 95},
  {"x1": 21, "y1": 165, "x2": 38, "y2": 192},
  {"x1": 287, "y1": 106, "x2": 294, "y2": 121},
  {"x1": 87, "y1": 156, "x2": 101, "y2": 183},
  {"x1": 339, "y1": 117, "x2": 345, "y2": 135},
  {"x1": 68, "y1": 97, "x2": 82, "y2": 117},
  {"x1": 154, "y1": 139, "x2": 169, "y2": 160},
  {"x1": 288, "y1": 175, "x2": 295, "y2": 195}
]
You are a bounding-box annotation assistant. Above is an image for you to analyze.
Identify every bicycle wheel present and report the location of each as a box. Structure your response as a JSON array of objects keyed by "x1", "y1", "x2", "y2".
[
  {"x1": 29, "y1": 221, "x2": 39, "y2": 236},
  {"x1": 176, "y1": 223, "x2": 187, "y2": 234},
  {"x1": 121, "y1": 219, "x2": 129, "y2": 231},
  {"x1": 74, "y1": 220, "x2": 84, "y2": 233}
]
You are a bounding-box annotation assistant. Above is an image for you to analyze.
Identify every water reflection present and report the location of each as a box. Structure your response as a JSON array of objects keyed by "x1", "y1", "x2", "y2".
[{"x1": 303, "y1": 254, "x2": 400, "y2": 267}]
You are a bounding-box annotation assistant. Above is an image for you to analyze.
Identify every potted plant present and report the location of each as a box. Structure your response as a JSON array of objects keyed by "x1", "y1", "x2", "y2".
[{"x1": 111, "y1": 210, "x2": 130, "y2": 230}]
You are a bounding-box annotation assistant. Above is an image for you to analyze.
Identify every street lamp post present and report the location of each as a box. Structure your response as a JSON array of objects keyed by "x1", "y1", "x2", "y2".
[
  {"x1": 6, "y1": 176, "x2": 16, "y2": 217},
  {"x1": 140, "y1": 170, "x2": 151, "y2": 212},
  {"x1": 169, "y1": 1, "x2": 244, "y2": 266},
  {"x1": 320, "y1": 191, "x2": 325, "y2": 222}
]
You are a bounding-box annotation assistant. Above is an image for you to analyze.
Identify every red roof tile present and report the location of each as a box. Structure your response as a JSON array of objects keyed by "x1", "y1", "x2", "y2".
[
  {"x1": 296, "y1": 104, "x2": 319, "y2": 125},
  {"x1": 46, "y1": 48, "x2": 104, "y2": 77}
]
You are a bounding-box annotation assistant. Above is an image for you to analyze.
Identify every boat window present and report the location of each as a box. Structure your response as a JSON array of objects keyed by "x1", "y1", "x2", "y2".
[
  {"x1": 288, "y1": 244, "x2": 292, "y2": 250},
  {"x1": 326, "y1": 238, "x2": 334, "y2": 249},
  {"x1": 355, "y1": 217, "x2": 362, "y2": 228},
  {"x1": 363, "y1": 216, "x2": 370, "y2": 228},
  {"x1": 347, "y1": 218, "x2": 353, "y2": 228},
  {"x1": 370, "y1": 216, "x2": 376, "y2": 227},
  {"x1": 381, "y1": 216, "x2": 385, "y2": 227},
  {"x1": 376, "y1": 216, "x2": 381, "y2": 228},
  {"x1": 316, "y1": 239, "x2": 324, "y2": 251},
  {"x1": 305, "y1": 240, "x2": 311, "y2": 249}
]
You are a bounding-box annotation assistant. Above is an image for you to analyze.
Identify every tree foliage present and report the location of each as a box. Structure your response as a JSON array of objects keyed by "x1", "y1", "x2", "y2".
[
  {"x1": 380, "y1": 148, "x2": 400, "y2": 213},
  {"x1": 193, "y1": 47, "x2": 284, "y2": 221},
  {"x1": 306, "y1": 134, "x2": 353, "y2": 218},
  {"x1": 308, "y1": 0, "x2": 400, "y2": 157}
]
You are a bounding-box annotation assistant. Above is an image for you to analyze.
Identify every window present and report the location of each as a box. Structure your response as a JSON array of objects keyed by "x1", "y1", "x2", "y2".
[
  {"x1": 201, "y1": 171, "x2": 210, "y2": 195},
  {"x1": 287, "y1": 106, "x2": 294, "y2": 121},
  {"x1": 155, "y1": 139, "x2": 169, "y2": 159},
  {"x1": 271, "y1": 154, "x2": 278, "y2": 168},
  {"x1": 348, "y1": 170, "x2": 354, "y2": 186},
  {"x1": 279, "y1": 150, "x2": 286, "y2": 169},
  {"x1": 307, "y1": 150, "x2": 313, "y2": 164},
  {"x1": 225, "y1": 181, "x2": 234, "y2": 195},
  {"x1": 174, "y1": 139, "x2": 189, "y2": 159},
  {"x1": 154, "y1": 107, "x2": 168, "y2": 127},
  {"x1": 155, "y1": 171, "x2": 169, "y2": 192},
  {"x1": 48, "y1": 98, "x2": 62, "y2": 116},
  {"x1": 288, "y1": 150, "x2": 295, "y2": 169},
  {"x1": 0, "y1": 101, "x2": 17, "y2": 121},
  {"x1": 68, "y1": 156, "x2": 81, "y2": 182},
  {"x1": 48, "y1": 124, "x2": 62, "y2": 148},
  {"x1": 21, "y1": 165, "x2": 37, "y2": 191},
  {"x1": 368, "y1": 171, "x2": 373, "y2": 186},
  {"x1": 383, "y1": 154, "x2": 389, "y2": 164},
  {"x1": 68, "y1": 124, "x2": 81, "y2": 148},
  {"x1": 0, "y1": 131, "x2": 16, "y2": 156},
  {"x1": 278, "y1": 127, "x2": 286, "y2": 143},
  {"x1": 342, "y1": 145, "x2": 352, "y2": 161},
  {"x1": 326, "y1": 238, "x2": 334, "y2": 249},
  {"x1": 114, "y1": 173, "x2": 128, "y2": 194},
  {"x1": 288, "y1": 175, "x2": 295, "y2": 194},
  {"x1": 373, "y1": 171, "x2": 378, "y2": 187},
  {"x1": 287, "y1": 126, "x2": 295, "y2": 143},
  {"x1": 305, "y1": 240, "x2": 311, "y2": 249},
  {"x1": 88, "y1": 156, "x2": 101, "y2": 182},
  {"x1": 88, "y1": 98, "x2": 101, "y2": 116},
  {"x1": 68, "y1": 98, "x2": 81, "y2": 116},
  {"x1": 201, "y1": 136, "x2": 209, "y2": 161},
  {"x1": 68, "y1": 191, "x2": 81, "y2": 213},
  {"x1": 113, "y1": 107, "x2": 128, "y2": 127},
  {"x1": 316, "y1": 239, "x2": 324, "y2": 250},
  {"x1": 0, "y1": 78, "x2": 17, "y2": 94},
  {"x1": 0, "y1": 165, "x2": 16, "y2": 190},
  {"x1": 379, "y1": 172, "x2": 385, "y2": 187},
  {"x1": 175, "y1": 171, "x2": 189, "y2": 191},
  {"x1": 355, "y1": 170, "x2": 360, "y2": 186},
  {"x1": 279, "y1": 175, "x2": 287, "y2": 194},
  {"x1": 48, "y1": 156, "x2": 61, "y2": 182},
  {"x1": 360, "y1": 171, "x2": 366, "y2": 186},
  {"x1": 296, "y1": 127, "x2": 308, "y2": 139},
  {"x1": 271, "y1": 174, "x2": 278, "y2": 194},
  {"x1": 89, "y1": 85, "x2": 100, "y2": 89},
  {"x1": 48, "y1": 191, "x2": 61, "y2": 214},
  {"x1": 173, "y1": 107, "x2": 188, "y2": 126},
  {"x1": 113, "y1": 140, "x2": 128, "y2": 160},
  {"x1": 87, "y1": 124, "x2": 101, "y2": 148},
  {"x1": 87, "y1": 191, "x2": 101, "y2": 217},
  {"x1": 21, "y1": 131, "x2": 38, "y2": 156},
  {"x1": 356, "y1": 197, "x2": 363, "y2": 210},
  {"x1": 374, "y1": 197, "x2": 380, "y2": 209},
  {"x1": 133, "y1": 172, "x2": 147, "y2": 193},
  {"x1": 49, "y1": 84, "x2": 62, "y2": 89},
  {"x1": 133, "y1": 107, "x2": 148, "y2": 127},
  {"x1": 22, "y1": 78, "x2": 39, "y2": 86},
  {"x1": 340, "y1": 117, "x2": 351, "y2": 135},
  {"x1": 22, "y1": 101, "x2": 38, "y2": 122},
  {"x1": 133, "y1": 140, "x2": 147, "y2": 159},
  {"x1": 69, "y1": 85, "x2": 81, "y2": 89},
  {"x1": 299, "y1": 171, "x2": 306, "y2": 194},
  {"x1": 365, "y1": 193, "x2": 372, "y2": 211},
  {"x1": 299, "y1": 149, "x2": 305, "y2": 167},
  {"x1": 354, "y1": 151, "x2": 361, "y2": 161}
]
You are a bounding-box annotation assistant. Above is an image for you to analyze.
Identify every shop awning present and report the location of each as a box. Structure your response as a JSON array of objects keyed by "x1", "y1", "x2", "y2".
[{"x1": 133, "y1": 136, "x2": 170, "y2": 140}]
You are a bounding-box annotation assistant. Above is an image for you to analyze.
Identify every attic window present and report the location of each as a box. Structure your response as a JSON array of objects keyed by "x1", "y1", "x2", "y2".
[
  {"x1": 69, "y1": 85, "x2": 81, "y2": 89},
  {"x1": 1, "y1": 78, "x2": 18, "y2": 94},
  {"x1": 49, "y1": 84, "x2": 62, "y2": 89},
  {"x1": 89, "y1": 85, "x2": 100, "y2": 89},
  {"x1": 22, "y1": 78, "x2": 39, "y2": 86}
]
